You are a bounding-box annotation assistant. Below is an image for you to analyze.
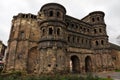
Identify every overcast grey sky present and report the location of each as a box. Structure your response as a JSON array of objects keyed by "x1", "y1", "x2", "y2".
[{"x1": 0, "y1": 0, "x2": 120, "y2": 45}]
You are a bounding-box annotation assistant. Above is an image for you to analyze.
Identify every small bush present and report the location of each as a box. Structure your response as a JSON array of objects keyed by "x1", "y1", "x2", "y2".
[
  {"x1": 0, "y1": 72, "x2": 113, "y2": 80},
  {"x1": 115, "y1": 69, "x2": 120, "y2": 72}
]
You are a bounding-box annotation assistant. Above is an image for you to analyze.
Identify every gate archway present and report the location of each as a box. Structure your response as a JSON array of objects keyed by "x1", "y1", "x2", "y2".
[
  {"x1": 85, "y1": 56, "x2": 92, "y2": 72},
  {"x1": 70, "y1": 55, "x2": 80, "y2": 73}
]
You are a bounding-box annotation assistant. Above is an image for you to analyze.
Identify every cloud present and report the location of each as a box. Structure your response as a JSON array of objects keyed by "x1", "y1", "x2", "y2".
[{"x1": 0, "y1": 0, "x2": 120, "y2": 45}]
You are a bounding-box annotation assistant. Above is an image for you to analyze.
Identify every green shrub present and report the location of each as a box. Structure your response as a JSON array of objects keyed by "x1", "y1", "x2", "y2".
[
  {"x1": 0, "y1": 72, "x2": 113, "y2": 80},
  {"x1": 115, "y1": 69, "x2": 120, "y2": 72}
]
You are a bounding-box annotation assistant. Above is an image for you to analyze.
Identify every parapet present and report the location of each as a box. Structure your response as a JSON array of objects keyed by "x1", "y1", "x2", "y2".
[
  {"x1": 89, "y1": 11, "x2": 105, "y2": 16},
  {"x1": 13, "y1": 13, "x2": 37, "y2": 20},
  {"x1": 81, "y1": 11, "x2": 105, "y2": 24},
  {"x1": 40, "y1": 3, "x2": 66, "y2": 14}
]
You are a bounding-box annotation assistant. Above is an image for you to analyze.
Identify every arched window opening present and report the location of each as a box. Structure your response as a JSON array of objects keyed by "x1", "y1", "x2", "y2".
[
  {"x1": 57, "y1": 28, "x2": 60, "y2": 35},
  {"x1": 22, "y1": 14, "x2": 25, "y2": 18},
  {"x1": 86, "y1": 40, "x2": 88, "y2": 44},
  {"x1": 77, "y1": 37, "x2": 79, "y2": 43},
  {"x1": 56, "y1": 64, "x2": 58, "y2": 67},
  {"x1": 49, "y1": 11, "x2": 53, "y2": 17},
  {"x1": 94, "y1": 29, "x2": 97, "y2": 34},
  {"x1": 57, "y1": 12, "x2": 60, "y2": 17},
  {"x1": 83, "y1": 28, "x2": 86, "y2": 32},
  {"x1": 49, "y1": 28, "x2": 53, "y2": 35},
  {"x1": 73, "y1": 37, "x2": 75, "y2": 43},
  {"x1": 68, "y1": 36, "x2": 70, "y2": 42},
  {"x1": 34, "y1": 16, "x2": 37, "y2": 19},
  {"x1": 87, "y1": 29, "x2": 89, "y2": 32},
  {"x1": 81, "y1": 39, "x2": 83, "y2": 44},
  {"x1": 97, "y1": 17, "x2": 100, "y2": 21},
  {"x1": 71, "y1": 24, "x2": 74, "y2": 27},
  {"x1": 31, "y1": 15, "x2": 33, "y2": 19},
  {"x1": 92, "y1": 18, "x2": 95, "y2": 22},
  {"x1": 42, "y1": 29, "x2": 45, "y2": 36},
  {"x1": 99, "y1": 28, "x2": 102, "y2": 33},
  {"x1": 96, "y1": 41, "x2": 99, "y2": 46},
  {"x1": 48, "y1": 64, "x2": 51, "y2": 67},
  {"x1": 80, "y1": 27, "x2": 82, "y2": 29},
  {"x1": 101, "y1": 40, "x2": 104, "y2": 45},
  {"x1": 76, "y1": 25, "x2": 78, "y2": 29},
  {"x1": 88, "y1": 40, "x2": 91, "y2": 45},
  {"x1": 26, "y1": 15, "x2": 28, "y2": 18}
]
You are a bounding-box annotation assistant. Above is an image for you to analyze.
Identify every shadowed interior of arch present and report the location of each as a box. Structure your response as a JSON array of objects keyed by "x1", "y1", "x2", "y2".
[{"x1": 70, "y1": 55, "x2": 80, "y2": 73}]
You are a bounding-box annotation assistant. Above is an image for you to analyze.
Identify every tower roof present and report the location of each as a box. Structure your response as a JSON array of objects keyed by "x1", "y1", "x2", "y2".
[
  {"x1": 89, "y1": 11, "x2": 105, "y2": 16},
  {"x1": 40, "y1": 3, "x2": 66, "y2": 13}
]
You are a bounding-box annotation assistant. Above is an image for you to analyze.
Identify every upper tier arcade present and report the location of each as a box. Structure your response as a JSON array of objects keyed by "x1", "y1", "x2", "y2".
[{"x1": 82, "y1": 11, "x2": 105, "y2": 25}]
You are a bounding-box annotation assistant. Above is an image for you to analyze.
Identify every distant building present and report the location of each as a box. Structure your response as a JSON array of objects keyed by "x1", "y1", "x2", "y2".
[
  {"x1": 0, "y1": 40, "x2": 6, "y2": 71},
  {"x1": 5, "y1": 3, "x2": 120, "y2": 74},
  {"x1": 0, "y1": 41, "x2": 6, "y2": 61}
]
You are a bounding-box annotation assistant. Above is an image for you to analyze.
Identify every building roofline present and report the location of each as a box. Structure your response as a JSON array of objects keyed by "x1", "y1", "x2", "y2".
[
  {"x1": 40, "y1": 3, "x2": 66, "y2": 13},
  {"x1": 81, "y1": 11, "x2": 105, "y2": 20},
  {"x1": 109, "y1": 42, "x2": 120, "y2": 51},
  {"x1": 65, "y1": 15, "x2": 92, "y2": 26}
]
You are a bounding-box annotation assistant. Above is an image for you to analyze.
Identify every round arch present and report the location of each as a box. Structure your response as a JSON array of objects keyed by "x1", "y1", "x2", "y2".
[{"x1": 70, "y1": 55, "x2": 80, "y2": 73}]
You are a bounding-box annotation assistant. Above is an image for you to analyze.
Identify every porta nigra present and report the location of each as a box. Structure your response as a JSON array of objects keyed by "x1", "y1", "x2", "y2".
[{"x1": 5, "y1": 3, "x2": 120, "y2": 74}]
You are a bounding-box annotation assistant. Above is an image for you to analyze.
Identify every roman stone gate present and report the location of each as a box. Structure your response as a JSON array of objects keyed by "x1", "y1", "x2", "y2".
[{"x1": 5, "y1": 3, "x2": 119, "y2": 75}]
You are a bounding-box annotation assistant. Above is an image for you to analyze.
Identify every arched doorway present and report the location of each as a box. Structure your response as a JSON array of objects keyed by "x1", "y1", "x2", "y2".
[
  {"x1": 85, "y1": 56, "x2": 92, "y2": 72},
  {"x1": 70, "y1": 55, "x2": 80, "y2": 73}
]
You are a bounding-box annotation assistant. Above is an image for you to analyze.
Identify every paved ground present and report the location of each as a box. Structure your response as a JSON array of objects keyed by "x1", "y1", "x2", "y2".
[{"x1": 95, "y1": 72, "x2": 120, "y2": 80}]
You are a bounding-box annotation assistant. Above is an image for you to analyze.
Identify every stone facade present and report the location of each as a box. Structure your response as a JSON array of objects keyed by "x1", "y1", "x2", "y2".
[{"x1": 5, "y1": 3, "x2": 120, "y2": 74}]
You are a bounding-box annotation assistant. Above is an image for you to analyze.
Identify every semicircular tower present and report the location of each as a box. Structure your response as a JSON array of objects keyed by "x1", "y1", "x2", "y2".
[{"x1": 38, "y1": 3, "x2": 67, "y2": 74}]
